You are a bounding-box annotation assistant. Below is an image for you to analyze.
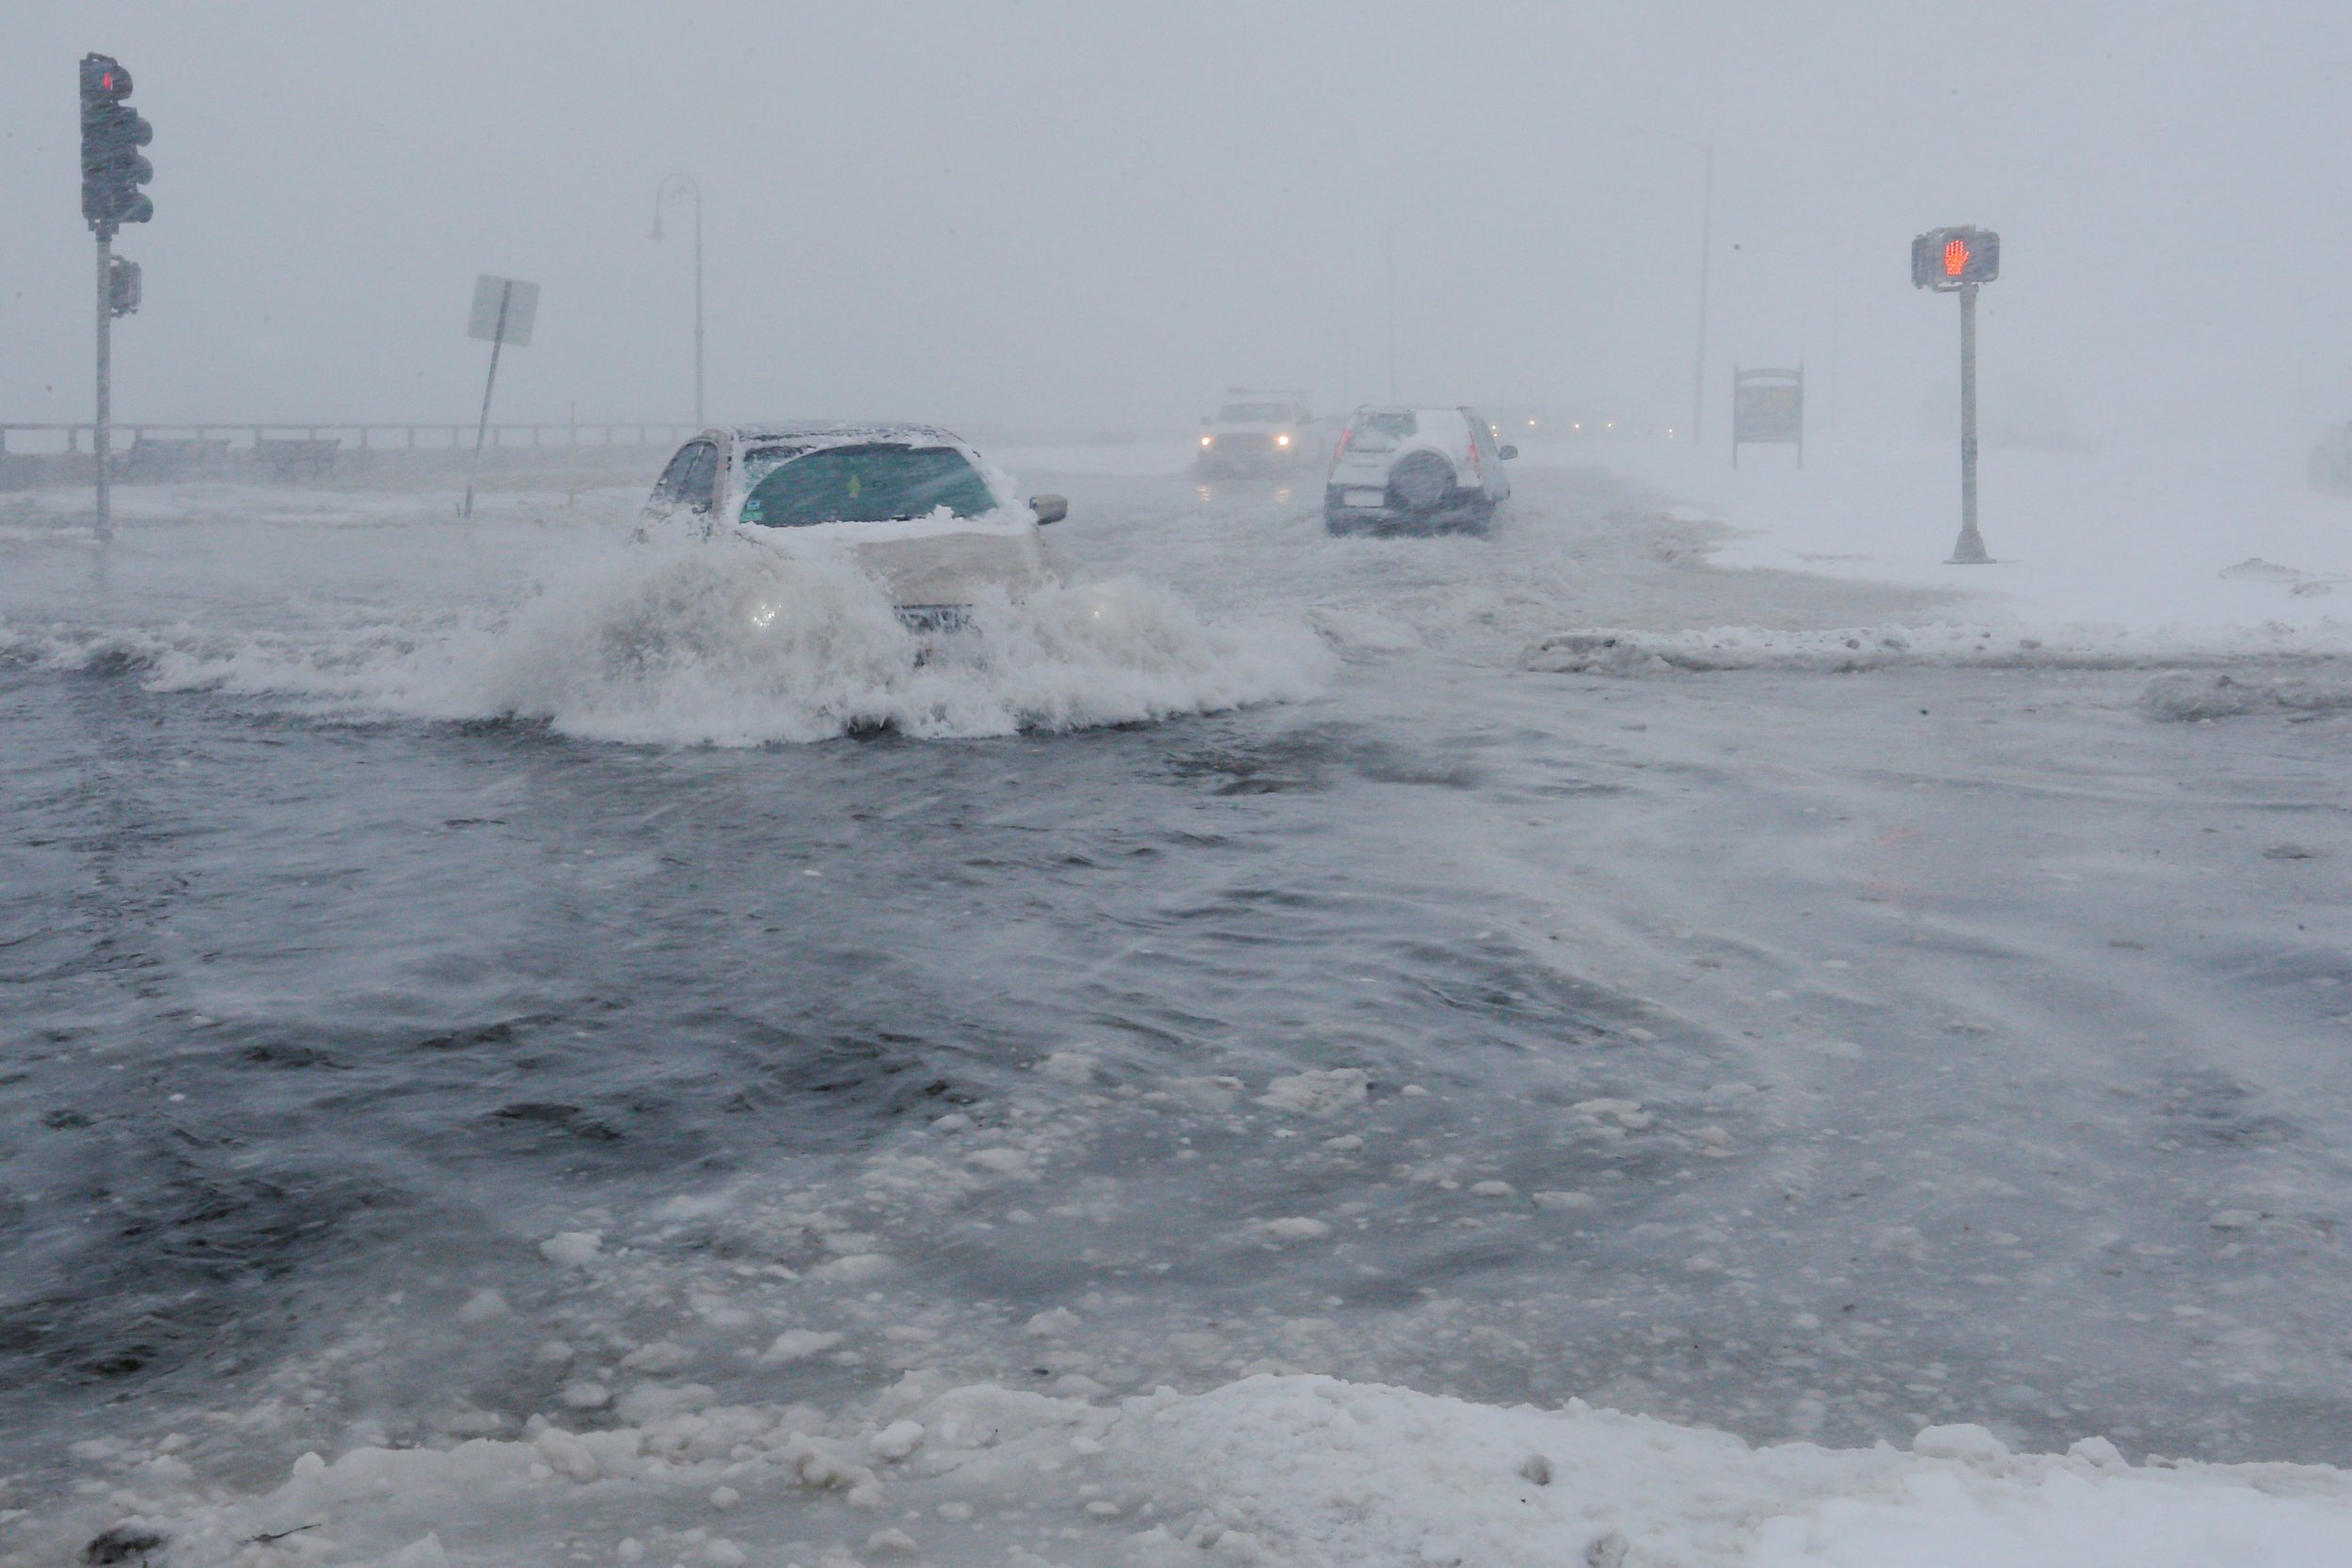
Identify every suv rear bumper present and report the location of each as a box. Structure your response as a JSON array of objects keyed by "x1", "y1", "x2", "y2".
[
  {"x1": 1322, "y1": 485, "x2": 1396, "y2": 527},
  {"x1": 1324, "y1": 484, "x2": 1494, "y2": 533}
]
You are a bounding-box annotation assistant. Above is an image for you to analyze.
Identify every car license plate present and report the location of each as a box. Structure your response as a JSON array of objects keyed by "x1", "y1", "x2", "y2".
[{"x1": 1343, "y1": 489, "x2": 1384, "y2": 508}]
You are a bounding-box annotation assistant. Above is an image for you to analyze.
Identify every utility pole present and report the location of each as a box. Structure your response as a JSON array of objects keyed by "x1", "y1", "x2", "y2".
[
  {"x1": 652, "y1": 173, "x2": 705, "y2": 426},
  {"x1": 1692, "y1": 140, "x2": 1713, "y2": 447},
  {"x1": 1629, "y1": 127, "x2": 1714, "y2": 446}
]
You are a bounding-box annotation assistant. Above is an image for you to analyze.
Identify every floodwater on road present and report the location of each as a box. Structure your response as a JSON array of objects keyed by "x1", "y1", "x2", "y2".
[{"x1": 1, "y1": 461, "x2": 2346, "y2": 1547}]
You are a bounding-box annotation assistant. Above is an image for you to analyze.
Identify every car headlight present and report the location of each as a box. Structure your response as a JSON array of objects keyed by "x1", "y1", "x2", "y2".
[
  {"x1": 1276, "y1": 434, "x2": 1292, "y2": 446},
  {"x1": 1200, "y1": 435, "x2": 1214, "y2": 446}
]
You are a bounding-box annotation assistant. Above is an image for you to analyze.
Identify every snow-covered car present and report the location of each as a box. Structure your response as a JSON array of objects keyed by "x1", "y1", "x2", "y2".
[
  {"x1": 641, "y1": 424, "x2": 1067, "y2": 626},
  {"x1": 1197, "y1": 391, "x2": 1316, "y2": 476},
  {"x1": 1323, "y1": 404, "x2": 1516, "y2": 534}
]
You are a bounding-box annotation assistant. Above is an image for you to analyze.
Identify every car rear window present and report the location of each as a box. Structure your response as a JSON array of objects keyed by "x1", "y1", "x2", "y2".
[
  {"x1": 739, "y1": 444, "x2": 997, "y2": 528},
  {"x1": 1347, "y1": 410, "x2": 1416, "y2": 450}
]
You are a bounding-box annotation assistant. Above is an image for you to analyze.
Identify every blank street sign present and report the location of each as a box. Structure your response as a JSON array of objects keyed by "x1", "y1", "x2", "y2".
[{"x1": 467, "y1": 275, "x2": 539, "y2": 347}]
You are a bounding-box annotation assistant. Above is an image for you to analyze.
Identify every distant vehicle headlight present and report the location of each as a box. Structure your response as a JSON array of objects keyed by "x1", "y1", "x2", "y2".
[
  {"x1": 1276, "y1": 433, "x2": 1292, "y2": 446},
  {"x1": 1200, "y1": 435, "x2": 1214, "y2": 446}
]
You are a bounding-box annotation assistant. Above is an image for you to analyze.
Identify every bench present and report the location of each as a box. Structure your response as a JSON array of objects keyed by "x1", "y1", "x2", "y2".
[
  {"x1": 119, "y1": 436, "x2": 233, "y2": 480},
  {"x1": 250, "y1": 437, "x2": 341, "y2": 480}
]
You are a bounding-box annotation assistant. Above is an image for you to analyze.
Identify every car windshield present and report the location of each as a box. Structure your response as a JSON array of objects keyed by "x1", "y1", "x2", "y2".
[
  {"x1": 738, "y1": 444, "x2": 998, "y2": 528},
  {"x1": 1216, "y1": 403, "x2": 1295, "y2": 422}
]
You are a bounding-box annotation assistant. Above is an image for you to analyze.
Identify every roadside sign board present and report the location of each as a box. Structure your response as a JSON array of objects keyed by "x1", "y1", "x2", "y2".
[
  {"x1": 1732, "y1": 365, "x2": 1804, "y2": 467},
  {"x1": 462, "y1": 274, "x2": 540, "y2": 517},
  {"x1": 468, "y1": 275, "x2": 539, "y2": 347}
]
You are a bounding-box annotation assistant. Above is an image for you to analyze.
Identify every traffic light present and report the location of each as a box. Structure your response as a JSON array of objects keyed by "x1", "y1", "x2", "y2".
[
  {"x1": 108, "y1": 255, "x2": 142, "y2": 317},
  {"x1": 1912, "y1": 226, "x2": 1998, "y2": 290},
  {"x1": 80, "y1": 53, "x2": 154, "y2": 232}
]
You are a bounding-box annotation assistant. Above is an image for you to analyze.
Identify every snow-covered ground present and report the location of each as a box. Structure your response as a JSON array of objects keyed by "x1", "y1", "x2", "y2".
[
  {"x1": 43, "y1": 1375, "x2": 2352, "y2": 1568},
  {"x1": 1598, "y1": 435, "x2": 2352, "y2": 639},
  {"x1": 2, "y1": 459, "x2": 2346, "y2": 1565}
]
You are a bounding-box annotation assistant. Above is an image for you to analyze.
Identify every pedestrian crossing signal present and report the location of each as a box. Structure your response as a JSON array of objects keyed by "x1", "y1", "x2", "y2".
[{"x1": 1913, "y1": 226, "x2": 1998, "y2": 290}]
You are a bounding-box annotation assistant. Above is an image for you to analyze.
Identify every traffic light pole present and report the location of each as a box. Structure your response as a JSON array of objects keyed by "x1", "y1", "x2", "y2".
[
  {"x1": 1949, "y1": 281, "x2": 1991, "y2": 563},
  {"x1": 651, "y1": 174, "x2": 705, "y2": 426},
  {"x1": 94, "y1": 228, "x2": 113, "y2": 539}
]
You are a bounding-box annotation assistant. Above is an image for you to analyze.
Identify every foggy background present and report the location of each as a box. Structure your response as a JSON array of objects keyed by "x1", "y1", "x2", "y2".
[{"x1": 6, "y1": 0, "x2": 2350, "y2": 456}]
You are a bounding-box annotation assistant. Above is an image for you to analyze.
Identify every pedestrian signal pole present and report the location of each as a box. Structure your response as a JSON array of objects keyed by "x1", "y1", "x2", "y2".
[
  {"x1": 1956, "y1": 279, "x2": 1983, "y2": 562},
  {"x1": 1912, "y1": 226, "x2": 2000, "y2": 564},
  {"x1": 80, "y1": 53, "x2": 155, "y2": 538}
]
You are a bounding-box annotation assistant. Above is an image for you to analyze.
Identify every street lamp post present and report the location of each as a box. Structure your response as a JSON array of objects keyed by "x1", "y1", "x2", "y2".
[
  {"x1": 1631, "y1": 129, "x2": 1714, "y2": 447},
  {"x1": 1380, "y1": 206, "x2": 1453, "y2": 403},
  {"x1": 650, "y1": 173, "x2": 704, "y2": 427},
  {"x1": 1384, "y1": 225, "x2": 1397, "y2": 401}
]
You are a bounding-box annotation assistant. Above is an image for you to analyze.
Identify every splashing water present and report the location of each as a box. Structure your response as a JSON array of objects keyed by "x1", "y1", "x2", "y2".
[{"x1": 8, "y1": 537, "x2": 1333, "y2": 746}]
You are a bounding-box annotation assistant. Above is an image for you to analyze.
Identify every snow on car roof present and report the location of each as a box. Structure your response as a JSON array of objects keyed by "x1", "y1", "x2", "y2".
[
  {"x1": 725, "y1": 422, "x2": 971, "y2": 450},
  {"x1": 1350, "y1": 404, "x2": 1473, "y2": 429}
]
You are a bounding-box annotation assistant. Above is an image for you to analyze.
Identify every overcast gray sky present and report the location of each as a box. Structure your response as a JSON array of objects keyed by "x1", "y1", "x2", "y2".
[{"x1": 5, "y1": 0, "x2": 2348, "y2": 451}]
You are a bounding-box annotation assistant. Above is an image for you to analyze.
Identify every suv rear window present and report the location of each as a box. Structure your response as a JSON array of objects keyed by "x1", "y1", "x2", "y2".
[
  {"x1": 739, "y1": 444, "x2": 997, "y2": 528},
  {"x1": 1347, "y1": 410, "x2": 1416, "y2": 450}
]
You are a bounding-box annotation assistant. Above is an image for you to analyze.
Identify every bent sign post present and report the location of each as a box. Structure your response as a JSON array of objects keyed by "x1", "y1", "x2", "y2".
[
  {"x1": 1731, "y1": 365, "x2": 1804, "y2": 468},
  {"x1": 462, "y1": 274, "x2": 539, "y2": 519},
  {"x1": 1912, "y1": 227, "x2": 1999, "y2": 563}
]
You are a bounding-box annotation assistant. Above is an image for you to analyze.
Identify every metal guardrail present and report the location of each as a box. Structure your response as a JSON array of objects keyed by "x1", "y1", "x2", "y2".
[{"x1": 0, "y1": 421, "x2": 694, "y2": 454}]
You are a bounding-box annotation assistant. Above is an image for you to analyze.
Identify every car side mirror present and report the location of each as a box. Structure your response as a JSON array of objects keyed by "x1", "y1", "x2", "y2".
[
  {"x1": 1498, "y1": 445, "x2": 1518, "y2": 461},
  {"x1": 1030, "y1": 494, "x2": 1068, "y2": 525}
]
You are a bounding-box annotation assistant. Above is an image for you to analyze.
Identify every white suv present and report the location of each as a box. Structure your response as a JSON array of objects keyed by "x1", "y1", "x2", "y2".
[
  {"x1": 1324, "y1": 405, "x2": 1516, "y2": 534},
  {"x1": 1197, "y1": 391, "x2": 1315, "y2": 476}
]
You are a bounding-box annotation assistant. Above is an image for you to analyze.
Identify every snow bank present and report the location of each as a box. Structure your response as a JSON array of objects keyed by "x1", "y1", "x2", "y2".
[
  {"x1": 1098, "y1": 1378, "x2": 2352, "y2": 1568},
  {"x1": 1526, "y1": 620, "x2": 2349, "y2": 676},
  {"x1": 1599, "y1": 440, "x2": 2352, "y2": 638},
  {"x1": 2137, "y1": 668, "x2": 2352, "y2": 721},
  {"x1": 23, "y1": 1375, "x2": 2350, "y2": 1568}
]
